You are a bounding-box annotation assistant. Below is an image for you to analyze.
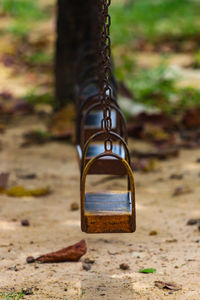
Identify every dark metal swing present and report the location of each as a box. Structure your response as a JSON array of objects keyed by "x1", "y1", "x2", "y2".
[{"x1": 76, "y1": 0, "x2": 136, "y2": 233}]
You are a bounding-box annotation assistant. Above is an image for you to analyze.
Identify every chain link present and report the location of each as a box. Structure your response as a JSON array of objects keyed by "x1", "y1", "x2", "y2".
[{"x1": 98, "y1": 0, "x2": 113, "y2": 152}]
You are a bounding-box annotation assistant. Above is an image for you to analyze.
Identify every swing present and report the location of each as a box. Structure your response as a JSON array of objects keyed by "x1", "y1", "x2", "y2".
[
  {"x1": 78, "y1": 0, "x2": 136, "y2": 233},
  {"x1": 75, "y1": 92, "x2": 119, "y2": 145},
  {"x1": 81, "y1": 152, "x2": 136, "y2": 233}
]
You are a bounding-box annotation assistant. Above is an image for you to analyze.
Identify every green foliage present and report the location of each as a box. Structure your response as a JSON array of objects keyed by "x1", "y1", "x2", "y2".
[
  {"x1": 127, "y1": 64, "x2": 177, "y2": 111},
  {"x1": 110, "y1": 0, "x2": 200, "y2": 45},
  {"x1": 1, "y1": 0, "x2": 49, "y2": 36},
  {"x1": 139, "y1": 268, "x2": 156, "y2": 274},
  {"x1": 27, "y1": 51, "x2": 52, "y2": 65},
  {"x1": 115, "y1": 54, "x2": 136, "y2": 81},
  {"x1": 25, "y1": 90, "x2": 53, "y2": 105},
  {"x1": 1, "y1": 0, "x2": 45, "y2": 19},
  {"x1": 193, "y1": 50, "x2": 200, "y2": 68},
  {"x1": 0, "y1": 290, "x2": 24, "y2": 300},
  {"x1": 124, "y1": 63, "x2": 200, "y2": 113}
]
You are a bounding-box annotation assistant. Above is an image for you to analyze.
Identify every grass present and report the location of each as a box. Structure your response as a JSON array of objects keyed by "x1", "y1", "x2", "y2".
[
  {"x1": 0, "y1": 290, "x2": 24, "y2": 300},
  {"x1": 1, "y1": 0, "x2": 200, "y2": 112},
  {"x1": 27, "y1": 51, "x2": 53, "y2": 65},
  {"x1": 110, "y1": 0, "x2": 200, "y2": 46},
  {"x1": 25, "y1": 90, "x2": 53, "y2": 106},
  {"x1": 0, "y1": 0, "x2": 49, "y2": 36},
  {"x1": 110, "y1": 0, "x2": 200, "y2": 113},
  {"x1": 118, "y1": 61, "x2": 200, "y2": 114}
]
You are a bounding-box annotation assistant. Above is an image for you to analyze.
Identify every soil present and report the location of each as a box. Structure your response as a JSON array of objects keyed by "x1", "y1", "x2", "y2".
[{"x1": 0, "y1": 116, "x2": 200, "y2": 300}]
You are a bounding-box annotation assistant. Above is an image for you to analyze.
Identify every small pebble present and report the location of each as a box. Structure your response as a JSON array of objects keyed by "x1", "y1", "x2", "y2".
[
  {"x1": 187, "y1": 219, "x2": 200, "y2": 226},
  {"x1": 21, "y1": 219, "x2": 30, "y2": 226},
  {"x1": 84, "y1": 257, "x2": 95, "y2": 264},
  {"x1": 120, "y1": 263, "x2": 130, "y2": 270},
  {"x1": 7, "y1": 266, "x2": 18, "y2": 271},
  {"x1": 82, "y1": 263, "x2": 91, "y2": 271},
  {"x1": 18, "y1": 173, "x2": 37, "y2": 180},
  {"x1": 170, "y1": 174, "x2": 183, "y2": 180},
  {"x1": 173, "y1": 186, "x2": 192, "y2": 196},
  {"x1": 23, "y1": 288, "x2": 33, "y2": 295},
  {"x1": 70, "y1": 202, "x2": 79, "y2": 211},
  {"x1": 149, "y1": 230, "x2": 158, "y2": 236},
  {"x1": 26, "y1": 256, "x2": 35, "y2": 264}
]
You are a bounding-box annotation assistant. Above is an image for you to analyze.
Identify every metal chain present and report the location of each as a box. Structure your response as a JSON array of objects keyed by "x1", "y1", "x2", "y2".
[{"x1": 98, "y1": 0, "x2": 113, "y2": 152}]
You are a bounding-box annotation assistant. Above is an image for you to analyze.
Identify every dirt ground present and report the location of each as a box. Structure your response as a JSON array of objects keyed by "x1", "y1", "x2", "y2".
[{"x1": 0, "y1": 116, "x2": 199, "y2": 300}]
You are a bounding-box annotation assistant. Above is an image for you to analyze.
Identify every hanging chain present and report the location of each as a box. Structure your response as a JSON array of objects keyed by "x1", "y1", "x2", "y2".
[{"x1": 98, "y1": 0, "x2": 113, "y2": 152}]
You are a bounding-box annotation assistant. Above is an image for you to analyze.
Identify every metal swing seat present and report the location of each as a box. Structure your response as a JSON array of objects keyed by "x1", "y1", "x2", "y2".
[
  {"x1": 76, "y1": 0, "x2": 136, "y2": 233},
  {"x1": 81, "y1": 151, "x2": 136, "y2": 233},
  {"x1": 76, "y1": 101, "x2": 128, "y2": 174},
  {"x1": 75, "y1": 44, "x2": 118, "y2": 134}
]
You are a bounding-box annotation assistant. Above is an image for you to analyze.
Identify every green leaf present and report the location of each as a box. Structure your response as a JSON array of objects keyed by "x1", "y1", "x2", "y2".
[{"x1": 139, "y1": 268, "x2": 156, "y2": 274}]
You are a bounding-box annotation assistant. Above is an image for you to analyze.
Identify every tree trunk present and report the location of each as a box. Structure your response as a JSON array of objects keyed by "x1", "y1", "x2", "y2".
[{"x1": 55, "y1": 0, "x2": 98, "y2": 110}]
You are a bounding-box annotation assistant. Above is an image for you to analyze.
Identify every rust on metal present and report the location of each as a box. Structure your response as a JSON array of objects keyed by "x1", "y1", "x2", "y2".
[{"x1": 74, "y1": 0, "x2": 136, "y2": 233}]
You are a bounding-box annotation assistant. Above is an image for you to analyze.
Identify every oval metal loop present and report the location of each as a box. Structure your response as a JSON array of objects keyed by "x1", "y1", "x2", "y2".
[
  {"x1": 105, "y1": 139, "x2": 113, "y2": 152},
  {"x1": 105, "y1": 107, "x2": 111, "y2": 118},
  {"x1": 105, "y1": 117, "x2": 112, "y2": 130}
]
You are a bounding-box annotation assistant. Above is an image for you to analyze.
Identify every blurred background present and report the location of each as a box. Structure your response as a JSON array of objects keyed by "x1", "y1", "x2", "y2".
[
  {"x1": 0, "y1": 0, "x2": 200, "y2": 162},
  {"x1": 1, "y1": 0, "x2": 200, "y2": 115},
  {"x1": 0, "y1": 1, "x2": 200, "y2": 298}
]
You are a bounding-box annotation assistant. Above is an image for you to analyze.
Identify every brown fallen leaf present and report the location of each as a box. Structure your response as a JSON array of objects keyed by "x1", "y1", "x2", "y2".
[
  {"x1": 187, "y1": 218, "x2": 200, "y2": 226},
  {"x1": 182, "y1": 107, "x2": 200, "y2": 129},
  {"x1": 133, "y1": 147, "x2": 179, "y2": 160},
  {"x1": 133, "y1": 159, "x2": 158, "y2": 173},
  {"x1": 22, "y1": 130, "x2": 51, "y2": 146},
  {"x1": 0, "y1": 122, "x2": 7, "y2": 133},
  {"x1": 34, "y1": 240, "x2": 87, "y2": 263},
  {"x1": 0, "y1": 172, "x2": 9, "y2": 189},
  {"x1": 48, "y1": 104, "x2": 75, "y2": 140},
  {"x1": 170, "y1": 173, "x2": 183, "y2": 180},
  {"x1": 155, "y1": 281, "x2": 182, "y2": 291},
  {"x1": 149, "y1": 230, "x2": 158, "y2": 236},
  {"x1": 165, "y1": 239, "x2": 178, "y2": 243},
  {"x1": 173, "y1": 186, "x2": 192, "y2": 196},
  {"x1": 10, "y1": 100, "x2": 33, "y2": 115},
  {"x1": 120, "y1": 263, "x2": 130, "y2": 270}
]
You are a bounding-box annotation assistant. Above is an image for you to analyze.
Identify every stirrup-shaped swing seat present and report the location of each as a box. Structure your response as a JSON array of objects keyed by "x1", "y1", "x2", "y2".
[
  {"x1": 78, "y1": 131, "x2": 129, "y2": 175},
  {"x1": 76, "y1": 101, "x2": 126, "y2": 146},
  {"x1": 81, "y1": 152, "x2": 136, "y2": 233}
]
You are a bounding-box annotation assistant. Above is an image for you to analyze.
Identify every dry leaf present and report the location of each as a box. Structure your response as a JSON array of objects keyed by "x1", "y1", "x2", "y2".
[
  {"x1": 149, "y1": 230, "x2": 158, "y2": 236},
  {"x1": 0, "y1": 172, "x2": 9, "y2": 189},
  {"x1": 2, "y1": 186, "x2": 51, "y2": 197},
  {"x1": 133, "y1": 159, "x2": 158, "y2": 173},
  {"x1": 187, "y1": 218, "x2": 200, "y2": 226},
  {"x1": 34, "y1": 239, "x2": 87, "y2": 263},
  {"x1": 173, "y1": 186, "x2": 192, "y2": 196},
  {"x1": 182, "y1": 107, "x2": 200, "y2": 129},
  {"x1": 48, "y1": 104, "x2": 75, "y2": 139},
  {"x1": 120, "y1": 263, "x2": 130, "y2": 270},
  {"x1": 155, "y1": 281, "x2": 182, "y2": 291},
  {"x1": 133, "y1": 147, "x2": 179, "y2": 160}
]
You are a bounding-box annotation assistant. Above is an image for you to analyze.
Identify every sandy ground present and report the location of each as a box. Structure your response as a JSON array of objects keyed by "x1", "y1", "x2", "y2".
[{"x1": 0, "y1": 116, "x2": 200, "y2": 300}]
